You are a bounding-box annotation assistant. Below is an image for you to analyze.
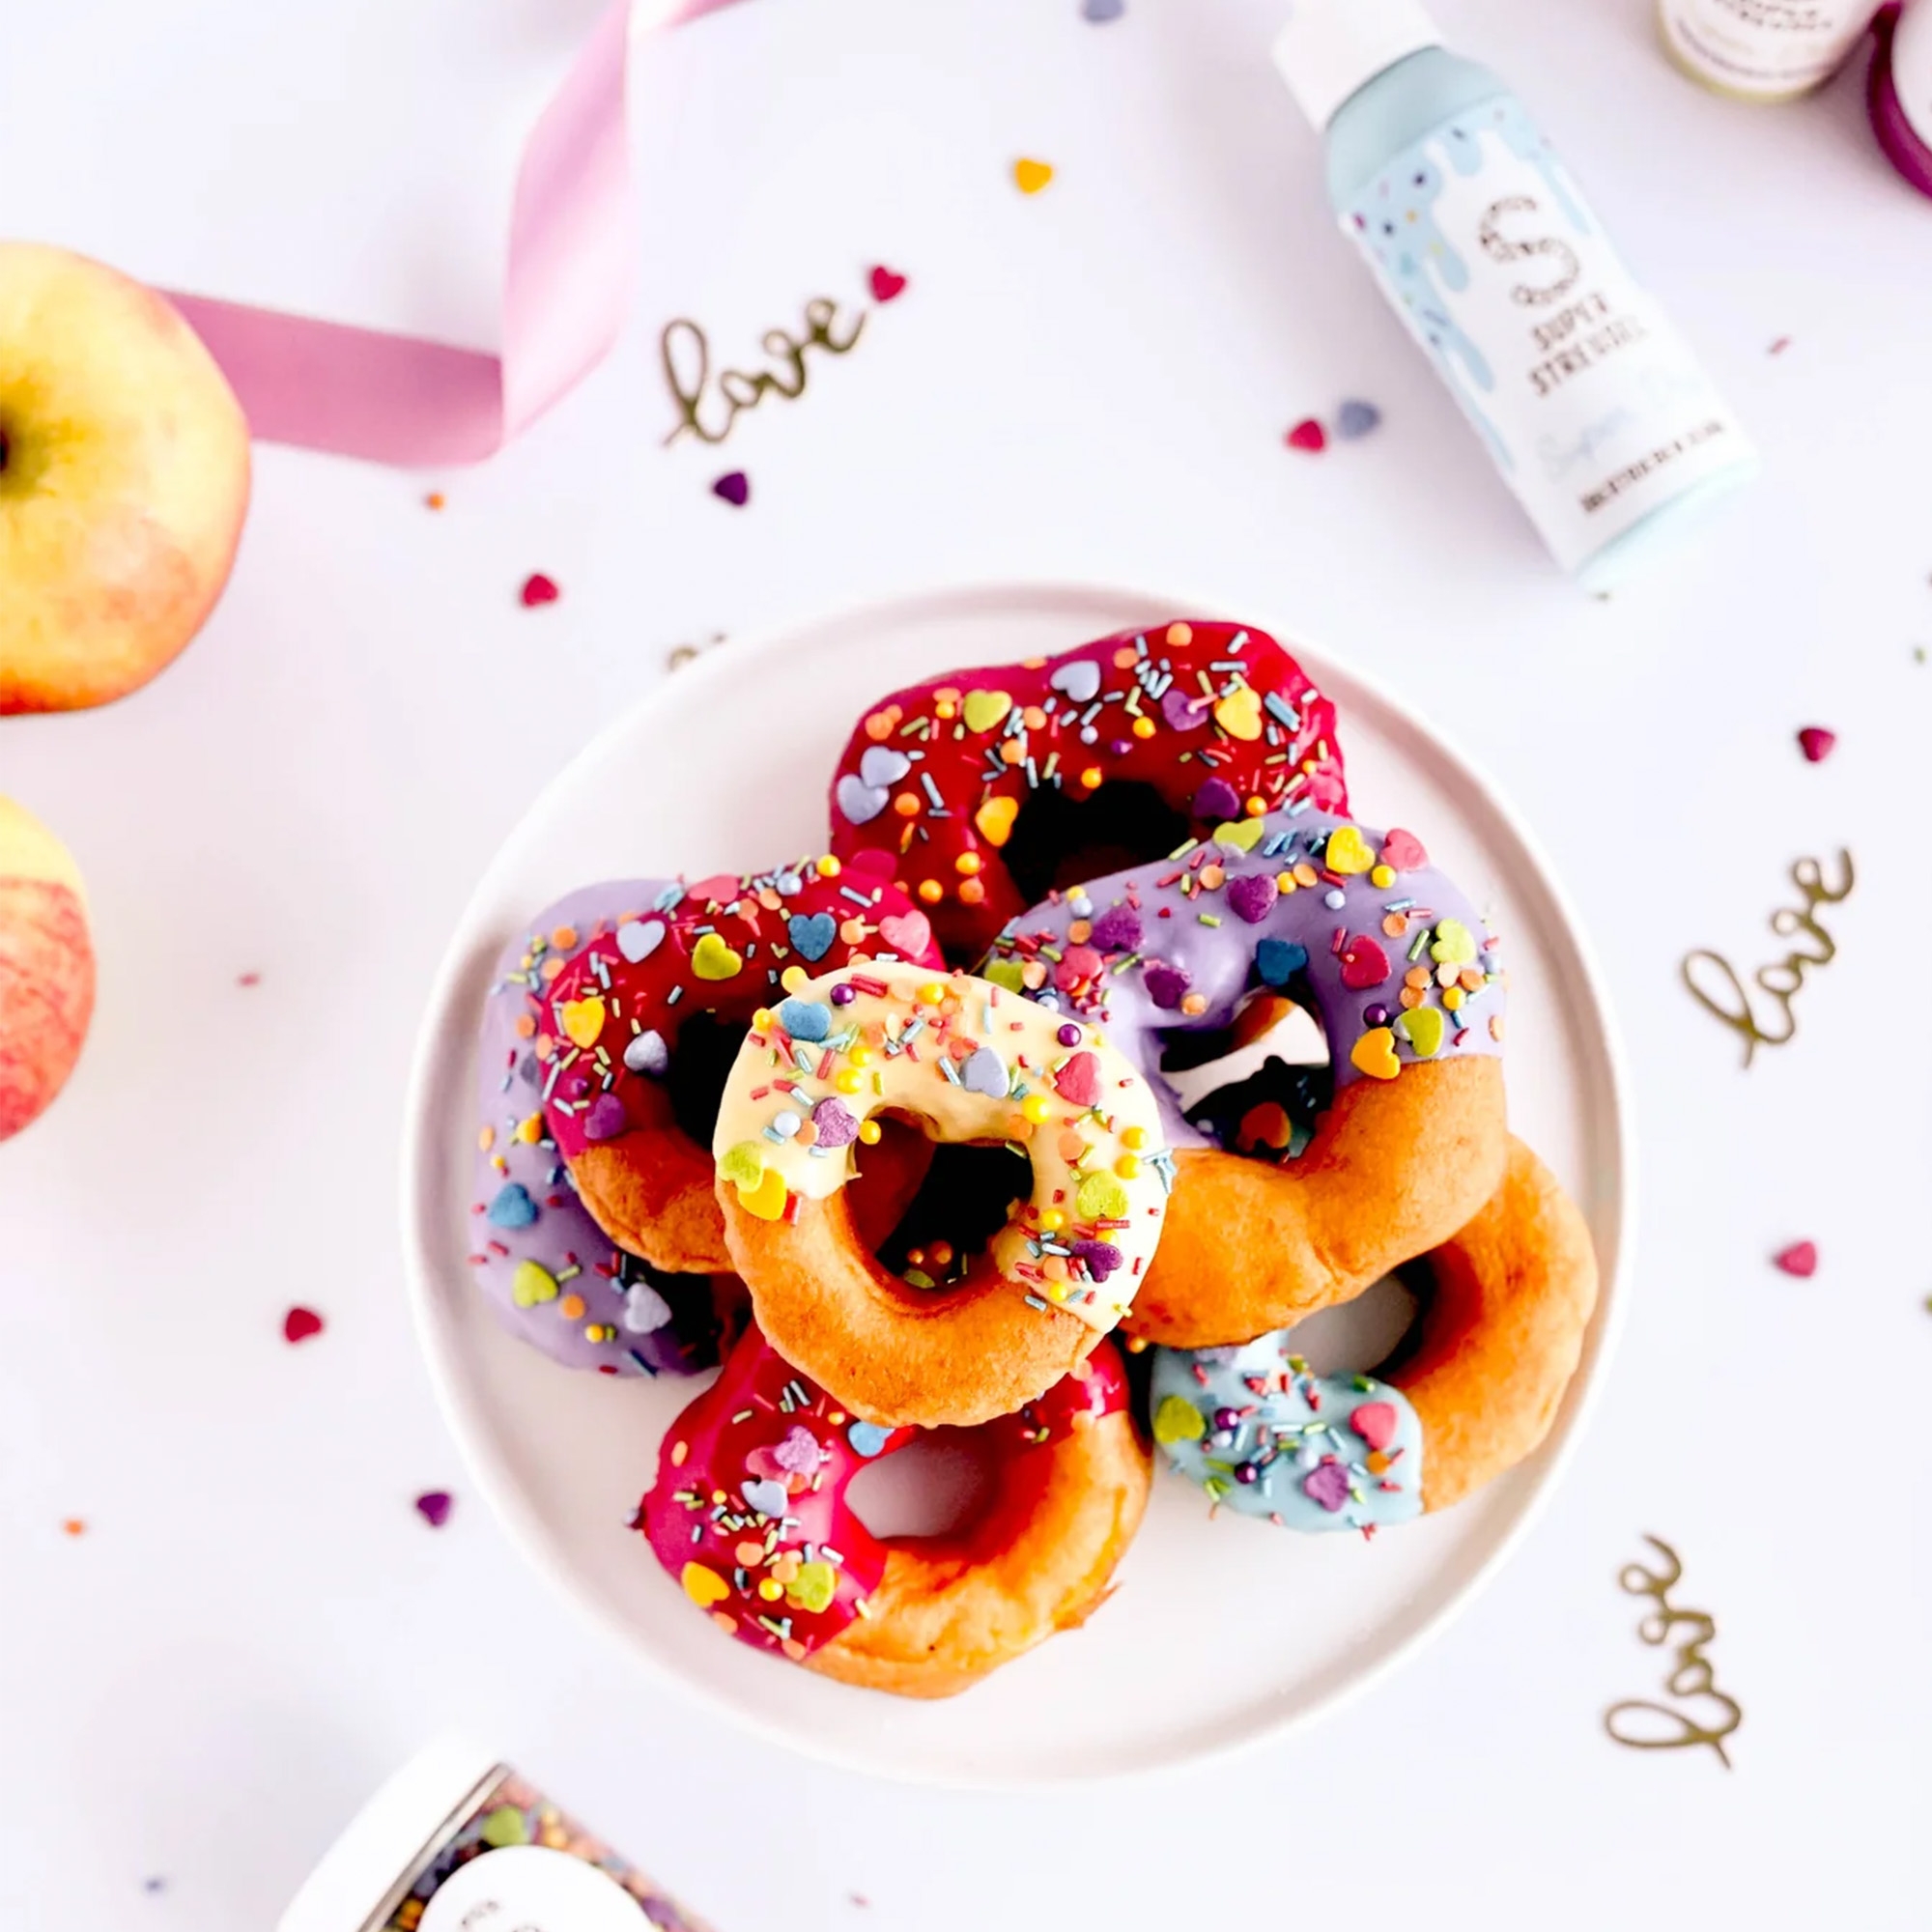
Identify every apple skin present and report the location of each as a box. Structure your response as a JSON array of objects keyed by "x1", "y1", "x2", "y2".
[
  {"x1": 0, "y1": 796, "x2": 96, "y2": 1141},
  {"x1": 0, "y1": 242, "x2": 250, "y2": 715}
]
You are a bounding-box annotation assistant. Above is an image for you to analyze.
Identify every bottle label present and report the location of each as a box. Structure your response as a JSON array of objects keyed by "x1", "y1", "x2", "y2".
[
  {"x1": 1659, "y1": 0, "x2": 1880, "y2": 99},
  {"x1": 1343, "y1": 96, "x2": 1753, "y2": 574}
]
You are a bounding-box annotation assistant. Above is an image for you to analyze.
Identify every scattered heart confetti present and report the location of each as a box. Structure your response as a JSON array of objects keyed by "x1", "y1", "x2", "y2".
[
  {"x1": 1286, "y1": 417, "x2": 1327, "y2": 453},
  {"x1": 414, "y1": 1491, "x2": 454, "y2": 1528},
  {"x1": 1302, "y1": 1461, "x2": 1351, "y2": 1512},
  {"x1": 520, "y1": 572, "x2": 559, "y2": 607},
  {"x1": 283, "y1": 1306, "x2": 326, "y2": 1345},
  {"x1": 424, "y1": 491, "x2": 446, "y2": 511},
  {"x1": 1013, "y1": 157, "x2": 1055, "y2": 194},
  {"x1": 1335, "y1": 398, "x2": 1382, "y2": 440},
  {"x1": 1083, "y1": 0, "x2": 1125, "y2": 18},
  {"x1": 1797, "y1": 725, "x2": 1836, "y2": 763},
  {"x1": 712, "y1": 470, "x2": 750, "y2": 507},
  {"x1": 237, "y1": 971, "x2": 262, "y2": 987},
  {"x1": 1774, "y1": 1240, "x2": 1818, "y2": 1278},
  {"x1": 868, "y1": 265, "x2": 907, "y2": 302}
]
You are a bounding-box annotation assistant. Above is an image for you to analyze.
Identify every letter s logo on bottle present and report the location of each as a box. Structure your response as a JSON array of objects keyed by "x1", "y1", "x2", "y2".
[{"x1": 1476, "y1": 196, "x2": 1580, "y2": 307}]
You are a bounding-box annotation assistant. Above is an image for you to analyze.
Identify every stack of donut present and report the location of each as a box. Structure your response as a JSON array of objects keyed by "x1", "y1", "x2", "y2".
[{"x1": 467, "y1": 620, "x2": 1598, "y2": 1699}]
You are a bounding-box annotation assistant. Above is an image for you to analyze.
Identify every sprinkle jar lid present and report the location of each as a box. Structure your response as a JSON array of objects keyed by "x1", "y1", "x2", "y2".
[{"x1": 279, "y1": 1739, "x2": 504, "y2": 1932}]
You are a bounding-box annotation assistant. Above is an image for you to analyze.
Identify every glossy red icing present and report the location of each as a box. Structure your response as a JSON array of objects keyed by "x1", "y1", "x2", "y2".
[
  {"x1": 639, "y1": 1325, "x2": 1133, "y2": 1661},
  {"x1": 827, "y1": 620, "x2": 1349, "y2": 958},
  {"x1": 539, "y1": 861, "x2": 944, "y2": 1159}
]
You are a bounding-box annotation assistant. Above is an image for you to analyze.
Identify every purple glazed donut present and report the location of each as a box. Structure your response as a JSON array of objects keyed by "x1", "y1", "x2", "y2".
[
  {"x1": 982, "y1": 809, "x2": 1512, "y2": 1346},
  {"x1": 469, "y1": 883, "x2": 731, "y2": 1377}
]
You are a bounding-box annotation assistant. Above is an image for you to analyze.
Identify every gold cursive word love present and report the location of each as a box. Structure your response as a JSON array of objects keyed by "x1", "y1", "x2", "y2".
[
  {"x1": 1604, "y1": 1535, "x2": 1742, "y2": 1768},
  {"x1": 1681, "y1": 850, "x2": 1854, "y2": 1065},
  {"x1": 660, "y1": 298, "x2": 865, "y2": 447}
]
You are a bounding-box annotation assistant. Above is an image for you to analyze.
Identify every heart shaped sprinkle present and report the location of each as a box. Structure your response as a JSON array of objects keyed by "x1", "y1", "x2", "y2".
[
  {"x1": 1237, "y1": 1100, "x2": 1293, "y2": 1152},
  {"x1": 777, "y1": 997, "x2": 832, "y2": 1041},
  {"x1": 1054, "y1": 1051, "x2": 1101, "y2": 1106},
  {"x1": 623, "y1": 1029, "x2": 669, "y2": 1077},
  {"x1": 686, "y1": 873, "x2": 738, "y2": 907},
  {"x1": 557, "y1": 996, "x2": 606, "y2": 1049},
  {"x1": 963, "y1": 689, "x2": 1013, "y2": 732},
  {"x1": 975, "y1": 795, "x2": 1019, "y2": 846},
  {"x1": 512, "y1": 1260, "x2": 559, "y2": 1307},
  {"x1": 1083, "y1": 0, "x2": 1124, "y2": 18},
  {"x1": 1350, "y1": 1027, "x2": 1402, "y2": 1081},
  {"x1": 283, "y1": 1306, "x2": 326, "y2": 1345},
  {"x1": 983, "y1": 959, "x2": 1026, "y2": 992},
  {"x1": 789, "y1": 910, "x2": 838, "y2": 960},
  {"x1": 1256, "y1": 938, "x2": 1309, "y2": 985},
  {"x1": 1215, "y1": 818, "x2": 1265, "y2": 853},
  {"x1": 868, "y1": 265, "x2": 908, "y2": 302},
  {"x1": 835, "y1": 773, "x2": 890, "y2": 826},
  {"x1": 743, "y1": 1477, "x2": 789, "y2": 1518},
  {"x1": 691, "y1": 933, "x2": 743, "y2": 980},
  {"x1": 616, "y1": 920, "x2": 664, "y2": 963},
  {"x1": 859, "y1": 746, "x2": 911, "y2": 788},
  {"x1": 1430, "y1": 919, "x2": 1477, "y2": 966},
  {"x1": 1350, "y1": 1401, "x2": 1399, "y2": 1452},
  {"x1": 1338, "y1": 934, "x2": 1392, "y2": 989},
  {"x1": 1076, "y1": 1171, "x2": 1129, "y2": 1220},
  {"x1": 1774, "y1": 1239, "x2": 1818, "y2": 1277},
  {"x1": 719, "y1": 1142, "x2": 766, "y2": 1190},
  {"x1": 1286, "y1": 418, "x2": 1327, "y2": 453},
  {"x1": 737, "y1": 1167, "x2": 789, "y2": 1220},
  {"x1": 1797, "y1": 725, "x2": 1835, "y2": 763},
  {"x1": 582, "y1": 1092, "x2": 630, "y2": 1142},
  {"x1": 1378, "y1": 828, "x2": 1428, "y2": 871},
  {"x1": 712, "y1": 470, "x2": 750, "y2": 506},
  {"x1": 1226, "y1": 873, "x2": 1278, "y2": 924},
  {"x1": 1336, "y1": 398, "x2": 1382, "y2": 440},
  {"x1": 960, "y1": 1045, "x2": 1009, "y2": 1097},
  {"x1": 770, "y1": 1425, "x2": 821, "y2": 1474},
  {"x1": 681, "y1": 1561, "x2": 730, "y2": 1606},
  {"x1": 622, "y1": 1281, "x2": 673, "y2": 1333},
  {"x1": 1302, "y1": 1462, "x2": 1350, "y2": 1511},
  {"x1": 1049, "y1": 658, "x2": 1102, "y2": 702},
  {"x1": 786, "y1": 1559, "x2": 838, "y2": 1612},
  {"x1": 1213, "y1": 684, "x2": 1264, "y2": 741},
  {"x1": 1324, "y1": 825, "x2": 1374, "y2": 874},
  {"x1": 1013, "y1": 157, "x2": 1054, "y2": 194},
  {"x1": 1161, "y1": 688, "x2": 1208, "y2": 732},
  {"x1": 486, "y1": 1182, "x2": 538, "y2": 1229},
  {"x1": 848, "y1": 1420, "x2": 892, "y2": 1458},
  {"x1": 1091, "y1": 904, "x2": 1142, "y2": 952},
  {"x1": 1071, "y1": 1238, "x2": 1122, "y2": 1281},
  {"x1": 810, "y1": 1097, "x2": 859, "y2": 1149},
  {"x1": 415, "y1": 1491, "x2": 455, "y2": 1528},
  {"x1": 1144, "y1": 962, "x2": 1191, "y2": 1009},
  {"x1": 1193, "y1": 777, "x2": 1242, "y2": 821},
  {"x1": 520, "y1": 573, "x2": 559, "y2": 607},
  {"x1": 878, "y1": 909, "x2": 931, "y2": 956},
  {"x1": 1395, "y1": 1005, "x2": 1445, "y2": 1058},
  {"x1": 1153, "y1": 1395, "x2": 1207, "y2": 1445}
]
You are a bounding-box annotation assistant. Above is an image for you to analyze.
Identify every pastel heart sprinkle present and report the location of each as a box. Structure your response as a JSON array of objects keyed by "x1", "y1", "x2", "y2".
[
  {"x1": 282, "y1": 1306, "x2": 325, "y2": 1345},
  {"x1": 1071, "y1": 1238, "x2": 1122, "y2": 1282},
  {"x1": 878, "y1": 909, "x2": 931, "y2": 956},
  {"x1": 486, "y1": 1182, "x2": 538, "y2": 1229},
  {"x1": 848, "y1": 1420, "x2": 892, "y2": 1457},
  {"x1": 719, "y1": 1142, "x2": 766, "y2": 1190},
  {"x1": 858, "y1": 745, "x2": 911, "y2": 788},
  {"x1": 624, "y1": 1029, "x2": 669, "y2": 1076},
  {"x1": 1076, "y1": 1171, "x2": 1129, "y2": 1220},
  {"x1": 1797, "y1": 725, "x2": 1835, "y2": 763},
  {"x1": 983, "y1": 959, "x2": 1026, "y2": 992},
  {"x1": 1083, "y1": 0, "x2": 1124, "y2": 17},
  {"x1": 1013, "y1": 157, "x2": 1055, "y2": 194},
  {"x1": 557, "y1": 996, "x2": 606, "y2": 1049},
  {"x1": 1049, "y1": 659, "x2": 1102, "y2": 702},
  {"x1": 691, "y1": 933, "x2": 743, "y2": 980},
  {"x1": 1774, "y1": 1240, "x2": 1818, "y2": 1277},
  {"x1": 1286, "y1": 417, "x2": 1327, "y2": 453},
  {"x1": 414, "y1": 1491, "x2": 454, "y2": 1528},
  {"x1": 582, "y1": 1092, "x2": 629, "y2": 1141},
  {"x1": 712, "y1": 470, "x2": 750, "y2": 506},
  {"x1": 742, "y1": 1477, "x2": 790, "y2": 1518},
  {"x1": 835, "y1": 773, "x2": 890, "y2": 826},
  {"x1": 810, "y1": 1097, "x2": 859, "y2": 1149},
  {"x1": 772, "y1": 1425, "x2": 821, "y2": 1474},
  {"x1": 868, "y1": 264, "x2": 908, "y2": 303},
  {"x1": 975, "y1": 795, "x2": 1019, "y2": 847},
  {"x1": 1395, "y1": 1005, "x2": 1445, "y2": 1058},
  {"x1": 1054, "y1": 1051, "x2": 1100, "y2": 1106},
  {"x1": 1091, "y1": 905, "x2": 1142, "y2": 951},
  {"x1": 1350, "y1": 1027, "x2": 1401, "y2": 1081},
  {"x1": 1214, "y1": 817, "x2": 1265, "y2": 853},
  {"x1": 616, "y1": 920, "x2": 664, "y2": 963},
  {"x1": 1302, "y1": 1461, "x2": 1350, "y2": 1512},
  {"x1": 1324, "y1": 825, "x2": 1374, "y2": 874},
  {"x1": 1336, "y1": 398, "x2": 1382, "y2": 440},
  {"x1": 1378, "y1": 828, "x2": 1428, "y2": 871},
  {"x1": 1256, "y1": 938, "x2": 1309, "y2": 986},
  {"x1": 512, "y1": 1260, "x2": 559, "y2": 1307},
  {"x1": 1350, "y1": 1401, "x2": 1399, "y2": 1452},
  {"x1": 1338, "y1": 934, "x2": 1391, "y2": 989},
  {"x1": 786, "y1": 1558, "x2": 838, "y2": 1612},
  {"x1": 737, "y1": 1166, "x2": 789, "y2": 1220},
  {"x1": 789, "y1": 910, "x2": 838, "y2": 960},
  {"x1": 1192, "y1": 777, "x2": 1242, "y2": 821},
  {"x1": 1213, "y1": 684, "x2": 1264, "y2": 741},
  {"x1": 681, "y1": 1561, "x2": 729, "y2": 1607},
  {"x1": 1226, "y1": 873, "x2": 1278, "y2": 924},
  {"x1": 960, "y1": 1045, "x2": 1009, "y2": 1097},
  {"x1": 777, "y1": 998, "x2": 831, "y2": 1041},
  {"x1": 1161, "y1": 688, "x2": 1208, "y2": 732},
  {"x1": 1153, "y1": 1394, "x2": 1207, "y2": 1445},
  {"x1": 622, "y1": 1282, "x2": 673, "y2": 1333},
  {"x1": 520, "y1": 573, "x2": 559, "y2": 607},
  {"x1": 1430, "y1": 919, "x2": 1477, "y2": 966},
  {"x1": 1144, "y1": 963, "x2": 1191, "y2": 1009},
  {"x1": 962, "y1": 689, "x2": 1012, "y2": 733}
]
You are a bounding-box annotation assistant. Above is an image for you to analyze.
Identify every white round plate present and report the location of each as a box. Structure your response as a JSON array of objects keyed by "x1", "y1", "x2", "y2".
[{"x1": 402, "y1": 582, "x2": 1630, "y2": 1786}]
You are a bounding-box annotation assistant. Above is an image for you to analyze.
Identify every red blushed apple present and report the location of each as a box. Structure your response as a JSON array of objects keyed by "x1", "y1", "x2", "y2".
[
  {"x1": 0, "y1": 796, "x2": 95, "y2": 1140},
  {"x1": 0, "y1": 242, "x2": 250, "y2": 715}
]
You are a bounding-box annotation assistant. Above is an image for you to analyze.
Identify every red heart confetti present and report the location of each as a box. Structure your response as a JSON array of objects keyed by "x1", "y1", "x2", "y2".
[
  {"x1": 283, "y1": 1306, "x2": 326, "y2": 1345},
  {"x1": 712, "y1": 470, "x2": 750, "y2": 507},
  {"x1": 868, "y1": 265, "x2": 908, "y2": 303},
  {"x1": 415, "y1": 1491, "x2": 455, "y2": 1528},
  {"x1": 1054, "y1": 1051, "x2": 1101, "y2": 1107},
  {"x1": 1350, "y1": 1401, "x2": 1399, "y2": 1452},
  {"x1": 1286, "y1": 417, "x2": 1327, "y2": 453},
  {"x1": 520, "y1": 572, "x2": 560, "y2": 607},
  {"x1": 1378, "y1": 828, "x2": 1428, "y2": 871},
  {"x1": 1774, "y1": 1240, "x2": 1818, "y2": 1278},
  {"x1": 1797, "y1": 726, "x2": 1835, "y2": 763},
  {"x1": 1338, "y1": 934, "x2": 1391, "y2": 989}
]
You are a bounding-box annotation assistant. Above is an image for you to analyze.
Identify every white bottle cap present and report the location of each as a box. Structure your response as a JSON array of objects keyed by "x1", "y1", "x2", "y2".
[
  {"x1": 280, "y1": 1740, "x2": 505, "y2": 1932},
  {"x1": 1272, "y1": 0, "x2": 1443, "y2": 129}
]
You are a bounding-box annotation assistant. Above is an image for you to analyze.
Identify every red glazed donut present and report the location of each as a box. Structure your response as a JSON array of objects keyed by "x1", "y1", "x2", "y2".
[
  {"x1": 828, "y1": 620, "x2": 1349, "y2": 959},
  {"x1": 537, "y1": 856, "x2": 945, "y2": 1273},
  {"x1": 639, "y1": 1323, "x2": 1151, "y2": 1698}
]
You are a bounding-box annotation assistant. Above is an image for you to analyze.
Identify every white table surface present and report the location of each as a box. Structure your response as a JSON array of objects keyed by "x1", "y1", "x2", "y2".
[{"x1": 3, "y1": 0, "x2": 1928, "y2": 1925}]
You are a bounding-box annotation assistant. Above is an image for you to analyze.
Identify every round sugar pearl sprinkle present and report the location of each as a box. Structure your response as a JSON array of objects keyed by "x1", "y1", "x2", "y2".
[
  {"x1": 1057, "y1": 1023, "x2": 1083, "y2": 1046},
  {"x1": 1365, "y1": 1004, "x2": 1389, "y2": 1026},
  {"x1": 1069, "y1": 895, "x2": 1094, "y2": 918},
  {"x1": 773, "y1": 1110, "x2": 803, "y2": 1138},
  {"x1": 831, "y1": 983, "x2": 857, "y2": 1006},
  {"x1": 1323, "y1": 889, "x2": 1347, "y2": 910}
]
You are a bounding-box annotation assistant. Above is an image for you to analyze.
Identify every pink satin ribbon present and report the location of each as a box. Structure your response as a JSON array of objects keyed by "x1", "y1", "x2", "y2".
[{"x1": 167, "y1": 0, "x2": 743, "y2": 467}]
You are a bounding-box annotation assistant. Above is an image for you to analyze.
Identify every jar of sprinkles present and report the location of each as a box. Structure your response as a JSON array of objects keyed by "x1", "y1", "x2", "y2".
[{"x1": 280, "y1": 1741, "x2": 711, "y2": 1932}]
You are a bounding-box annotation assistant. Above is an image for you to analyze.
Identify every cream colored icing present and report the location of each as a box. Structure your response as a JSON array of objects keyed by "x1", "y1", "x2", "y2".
[{"x1": 711, "y1": 962, "x2": 1172, "y2": 1330}]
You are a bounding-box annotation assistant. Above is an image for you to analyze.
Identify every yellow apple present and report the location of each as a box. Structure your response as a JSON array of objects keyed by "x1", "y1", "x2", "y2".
[
  {"x1": 0, "y1": 242, "x2": 250, "y2": 714},
  {"x1": 0, "y1": 795, "x2": 95, "y2": 1140}
]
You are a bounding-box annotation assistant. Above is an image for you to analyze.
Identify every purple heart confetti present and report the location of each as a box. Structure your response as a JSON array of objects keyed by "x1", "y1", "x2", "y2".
[
  {"x1": 415, "y1": 1491, "x2": 454, "y2": 1529},
  {"x1": 712, "y1": 470, "x2": 750, "y2": 507},
  {"x1": 1301, "y1": 1462, "x2": 1350, "y2": 1513}
]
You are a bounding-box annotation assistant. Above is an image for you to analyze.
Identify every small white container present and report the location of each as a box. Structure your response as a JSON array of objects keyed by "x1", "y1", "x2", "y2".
[
  {"x1": 280, "y1": 1741, "x2": 710, "y2": 1932},
  {"x1": 1658, "y1": 0, "x2": 1887, "y2": 102}
]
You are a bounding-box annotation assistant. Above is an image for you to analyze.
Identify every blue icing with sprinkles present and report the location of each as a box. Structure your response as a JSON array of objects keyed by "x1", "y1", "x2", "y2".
[
  {"x1": 486, "y1": 1181, "x2": 539, "y2": 1229},
  {"x1": 1150, "y1": 1329, "x2": 1423, "y2": 1532}
]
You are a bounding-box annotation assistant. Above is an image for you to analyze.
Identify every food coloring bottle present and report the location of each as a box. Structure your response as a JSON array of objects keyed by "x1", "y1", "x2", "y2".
[
  {"x1": 279, "y1": 1741, "x2": 712, "y2": 1932},
  {"x1": 1275, "y1": 0, "x2": 1757, "y2": 589},
  {"x1": 1870, "y1": 1, "x2": 1932, "y2": 196},
  {"x1": 1659, "y1": 0, "x2": 1887, "y2": 102}
]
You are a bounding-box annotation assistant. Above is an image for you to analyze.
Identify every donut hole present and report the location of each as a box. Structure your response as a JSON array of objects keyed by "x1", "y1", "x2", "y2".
[
  {"x1": 663, "y1": 1009, "x2": 753, "y2": 1147},
  {"x1": 1164, "y1": 990, "x2": 1335, "y2": 1160},
  {"x1": 1280, "y1": 1265, "x2": 1424, "y2": 1378},
  {"x1": 871, "y1": 1134, "x2": 1032, "y2": 1290},
  {"x1": 1001, "y1": 780, "x2": 1193, "y2": 905},
  {"x1": 844, "y1": 1431, "x2": 1001, "y2": 1540}
]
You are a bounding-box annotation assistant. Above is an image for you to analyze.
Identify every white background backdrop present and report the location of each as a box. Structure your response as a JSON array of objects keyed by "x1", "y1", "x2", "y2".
[{"x1": 4, "y1": 0, "x2": 1929, "y2": 1924}]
